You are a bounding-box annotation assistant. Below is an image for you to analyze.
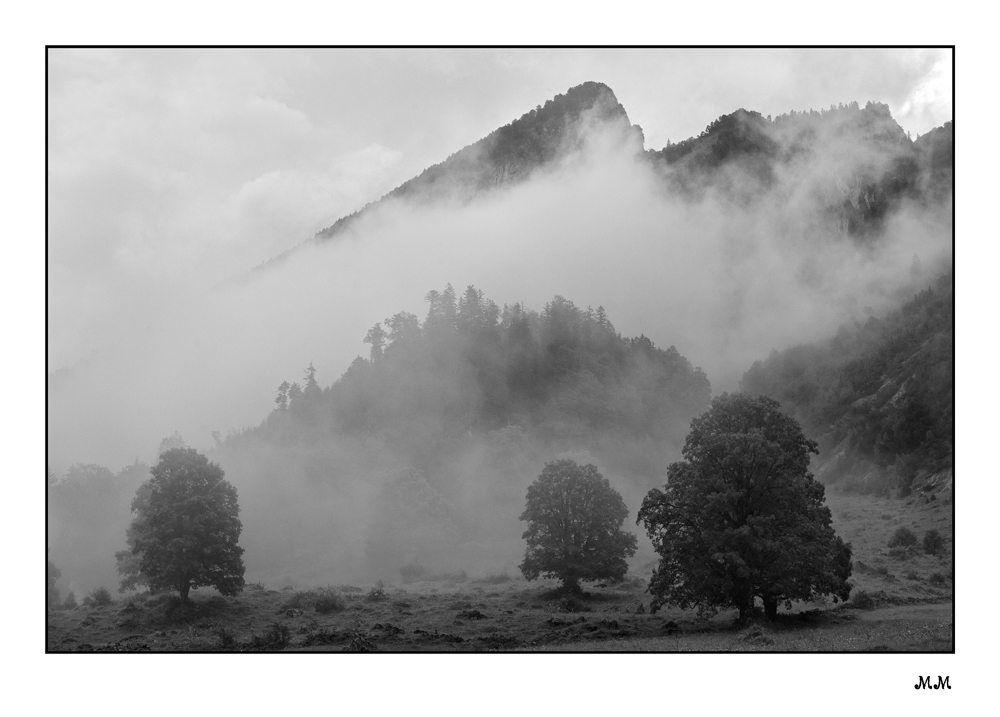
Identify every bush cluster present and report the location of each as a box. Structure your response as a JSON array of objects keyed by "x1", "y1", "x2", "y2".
[
  {"x1": 887, "y1": 527, "x2": 917, "y2": 548},
  {"x1": 851, "y1": 590, "x2": 877, "y2": 609},
  {"x1": 88, "y1": 587, "x2": 114, "y2": 607},
  {"x1": 215, "y1": 627, "x2": 236, "y2": 648},
  {"x1": 280, "y1": 588, "x2": 345, "y2": 614},
  {"x1": 923, "y1": 529, "x2": 945, "y2": 555},
  {"x1": 313, "y1": 590, "x2": 345, "y2": 614},
  {"x1": 249, "y1": 623, "x2": 290, "y2": 649},
  {"x1": 364, "y1": 581, "x2": 388, "y2": 603}
]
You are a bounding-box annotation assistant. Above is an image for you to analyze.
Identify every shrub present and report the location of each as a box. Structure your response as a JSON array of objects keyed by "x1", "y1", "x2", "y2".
[
  {"x1": 923, "y1": 529, "x2": 945, "y2": 555},
  {"x1": 215, "y1": 626, "x2": 236, "y2": 648},
  {"x1": 851, "y1": 589, "x2": 876, "y2": 609},
  {"x1": 557, "y1": 597, "x2": 590, "y2": 613},
  {"x1": 887, "y1": 527, "x2": 917, "y2": 548},
  {"x1": 249, "y1": 622, "x2": 290, "y2": 649},
  {"x1": 280, "y1": 591, "x2": 313, "y2": 611},
  {"x1": 739, "y1": 625, "x2": 774, "y2": 645},
  {"x1": 929, "y1": 572, "x2": 947, "y2": 586},
  {"x1": 88, "y1": 587, "x2": 114, "y2": 606},
  {"x1": 61, "y1": 591, "x2": 78, "y2": 610},
  {"x1": 314, "y1": 590, "x2": 345, "y2": 614},
  {"x1": 365, "y1": 580, "x2": 388, "y2": 602}
]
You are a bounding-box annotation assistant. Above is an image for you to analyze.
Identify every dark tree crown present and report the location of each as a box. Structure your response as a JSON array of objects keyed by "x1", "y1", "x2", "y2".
[
  {"x1": 638, "y1": 393, "x2": 851, "y2": 621},
  {"x1": 129, "y1": 448, "x2": 245, "y2": 599},
  {"x1": 519, "y1": 459, "x2": 638, "y2": 591}
]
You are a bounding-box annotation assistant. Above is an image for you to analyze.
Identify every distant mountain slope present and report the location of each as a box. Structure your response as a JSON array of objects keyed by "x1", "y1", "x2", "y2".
[
  {"x1": 249, "y1": 82, "x2": 642, "y2": 275},
  {"x1": 740, "y1": 272, "x2": 953, "y2": 496},
  {"x1": 648, "y1": 102, "x2": 950, "y2": 238},
  {"x1": 914, "y1": 120, "x2": 953, "y2": 204},
  {"x1": 251, "y1": 84, "x2": 951, "y2": 275},
  {"x1": 312, "y1": 82, "x2": 642, "y2": 241}
]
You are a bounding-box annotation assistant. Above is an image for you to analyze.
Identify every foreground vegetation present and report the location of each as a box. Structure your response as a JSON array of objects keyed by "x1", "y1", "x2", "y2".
[
  {"x1": 46, "y1": 578, "x2": 952, "y2": 653},
  {"x1": 47, "y1": 490, "x2": 952, "y2": 652}
]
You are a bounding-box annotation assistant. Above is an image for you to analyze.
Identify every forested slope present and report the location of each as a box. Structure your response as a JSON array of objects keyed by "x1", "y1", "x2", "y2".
[
  {"x1": 649, "y1": 102, "x2": 949, "y2": 240},
  {"x1": 741, "y1": 273, "x2": 953, "y2": 495},
  {"x1": 212, "y1": 286, "x2": 710, "y2": 581}
]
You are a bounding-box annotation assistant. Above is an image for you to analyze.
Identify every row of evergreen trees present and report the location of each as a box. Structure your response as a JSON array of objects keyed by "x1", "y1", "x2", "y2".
[{"x1": 262, "y1": 284, "x2": 711, "y2": 462}]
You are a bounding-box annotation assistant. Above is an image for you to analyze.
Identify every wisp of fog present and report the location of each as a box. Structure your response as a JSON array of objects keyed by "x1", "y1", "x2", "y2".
[{"x1": 47, "y1": 109, "x2": 952, "y2": 588}]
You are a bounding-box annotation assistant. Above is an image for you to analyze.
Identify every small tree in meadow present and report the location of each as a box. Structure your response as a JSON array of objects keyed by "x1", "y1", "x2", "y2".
[{"x1": 519, "y1": 459, "x2": 637, "y2": 594}]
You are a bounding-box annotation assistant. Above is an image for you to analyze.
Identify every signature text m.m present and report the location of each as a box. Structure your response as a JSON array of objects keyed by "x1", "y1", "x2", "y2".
[{"x1": 915, "y1": 676, "x2": 951, "y2": 690}]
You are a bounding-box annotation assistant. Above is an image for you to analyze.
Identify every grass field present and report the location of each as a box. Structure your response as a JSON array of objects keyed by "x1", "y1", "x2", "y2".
[{"x1": 46, "y1": 489, "x2": 953, "y2": 652}]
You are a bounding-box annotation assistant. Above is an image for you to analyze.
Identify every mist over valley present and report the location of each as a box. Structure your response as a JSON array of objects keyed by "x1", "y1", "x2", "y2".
[{"x1": 47, "y1": 54, "x2": 953, "y2": 651}]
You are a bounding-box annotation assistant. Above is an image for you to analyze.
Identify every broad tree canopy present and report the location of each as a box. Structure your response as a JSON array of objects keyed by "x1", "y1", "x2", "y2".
[
  {"x1": 638, "y1": 393, "x2": 851, "y2": 621},
  {"x1": 129, "y1": 448, "x2": 245, "y2": 600},
  {"x1": 520, "y1": 459, "x2": 637, "y2": 592}
]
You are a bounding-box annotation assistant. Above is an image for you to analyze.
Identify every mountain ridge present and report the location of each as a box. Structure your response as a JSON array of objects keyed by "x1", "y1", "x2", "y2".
[
  {"x1": 246, "y1": 82, "x2": 641, "y2": 276},
  {"x1": 246, "y1": 82, "x2": 952, "y2": 277}
]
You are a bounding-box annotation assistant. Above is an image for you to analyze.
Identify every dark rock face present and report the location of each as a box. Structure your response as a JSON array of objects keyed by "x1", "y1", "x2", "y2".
[{"x1": 312, "y1": 82, "x2": 643, "y2": 243}]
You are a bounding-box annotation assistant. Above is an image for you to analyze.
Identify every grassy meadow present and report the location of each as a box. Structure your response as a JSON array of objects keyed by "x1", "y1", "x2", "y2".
[{"x1": 46, "y1": 488, "x2": 953, "y2": 652}]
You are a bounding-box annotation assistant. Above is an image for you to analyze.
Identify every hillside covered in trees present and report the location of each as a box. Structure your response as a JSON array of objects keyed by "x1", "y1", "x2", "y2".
[
  {"x1": 741, "y1": 272, "x2": 953, "y2": 496},
  {"x1": 648, "y1": 101, "x2": 948, "y2": 239},
  {"x1": 210, "y1": 286, "x2": 710, "y2": 583},
  {"x1": 263, "y1": 284, "x2": 708, "y2": 458}
]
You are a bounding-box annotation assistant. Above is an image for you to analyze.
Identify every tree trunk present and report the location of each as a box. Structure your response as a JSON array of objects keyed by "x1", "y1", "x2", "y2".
[
  {"x1": 763, "y1": 595, "x2": 778, "y2": 621},
  {"x1": 736, "y1": 585, "x2": 755, "y2": 625},
  {"x1": 737, "y1": 603, "x2": 753, "y2": 624},
  {"x1": 180, "y1": 581, "x2": 190, "y2": 602},
  {"x1": 561, "y1": 574, "x2": 582, "y2": 595}
]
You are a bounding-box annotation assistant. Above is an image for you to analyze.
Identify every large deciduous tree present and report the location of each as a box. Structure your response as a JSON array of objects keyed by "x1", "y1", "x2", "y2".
[
  {"x1": 519, "y1": 459, "x2": 637, "y2": 593},
  {"x1": 638, "y1": 393, "x2": 852, "y2": 622},
  {"x1": 115, "y1": 480, "x2": 153, "y2": 593},
  {"x1": 127, "y1": 448, "x2": 245, "y2": 601}
]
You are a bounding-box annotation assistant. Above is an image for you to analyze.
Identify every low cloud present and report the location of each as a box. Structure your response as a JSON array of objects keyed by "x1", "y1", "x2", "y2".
[{"x1": 48, "y1": 115, "x2": 951, "y2": 474}]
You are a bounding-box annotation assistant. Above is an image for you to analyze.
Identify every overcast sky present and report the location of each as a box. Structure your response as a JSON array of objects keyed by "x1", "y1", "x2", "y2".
[{"x1": 47, "y1": 48, "x2": 951, "y2": 370}]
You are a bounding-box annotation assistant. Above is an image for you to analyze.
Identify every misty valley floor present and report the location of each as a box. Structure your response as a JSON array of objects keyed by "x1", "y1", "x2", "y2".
[{"x1": 46, "y1": 490, "x2": 954, "y2": 653}]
